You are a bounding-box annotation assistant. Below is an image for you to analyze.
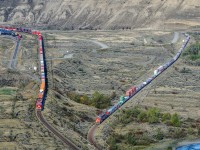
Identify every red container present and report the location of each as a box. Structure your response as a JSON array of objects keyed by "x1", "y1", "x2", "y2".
[
  {"x1": 125, "y1": 90, "x2": 132, "y2": 97},
  {"x1": 38, "y1": 93, "x2": 43, "y2": 99},
  {"x1": 106, "y1": 111, "x2": 109, "y2": 115},
  {"x1": 131, "y1": 87, "x2": 136, "y2": 93}
]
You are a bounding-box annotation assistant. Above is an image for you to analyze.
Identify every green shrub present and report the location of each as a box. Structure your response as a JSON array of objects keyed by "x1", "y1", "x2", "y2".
[
  {"x1": 120, "y1": 115, "x2": 132, "y2": 124},
  {"x1": 137, "y1": 111, "x2": 147, "y2": 122},
  {"x1": 109, "y1": 144, "x2": 119, "y2": 150},
  {"x1": 92, "y1": 91, "x2": 111, "y2": 109},
  {"x1": 183, "y1": 42, "x2": 200, "y2": 60},
  {"x1": 126, "y1": 132, "x2": 136, "y2": 145},
  {"x1": 162, "y1": 113, "x2": 171, "y2": 123},
  {"x1": 67, "y1": 91, "x2": 111, "y2": 109},
  {"x1": 119, "y1": 108, "x2": 142, "y2": 125},
  {"x1": 108, "y1": 134, "x2": 121, "y2": 150},
  {"x1": 147, "y1": 108, "x2": 160, "y2": 123},
  {"x1": 0, "y1": 88, "x2": 16, "y2": 95},
  {"x1": 135, "y1": 108, "x2": 162, "y2": 123},
  {"x1": 131, "y1": 107, "x2": 141, "y2": 118},
  {"x1": 190, "y1": 54, "x2": 200, "y2": 60},
  {"x1": 170, "y1": 113, "x2": 181, "y2": 127}
]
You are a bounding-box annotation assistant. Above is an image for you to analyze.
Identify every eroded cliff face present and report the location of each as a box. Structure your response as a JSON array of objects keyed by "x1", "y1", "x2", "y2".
[{"x1": 0, "y1": 0, "x2": 200, "y2": 30}]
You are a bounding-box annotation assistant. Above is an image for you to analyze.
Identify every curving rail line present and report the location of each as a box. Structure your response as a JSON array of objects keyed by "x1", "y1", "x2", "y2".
[
  {"x1": 0, "y1": 26, "x2": 79, "y2": 150},
  {"x1": 0, "y1": 28, "x2": 21, "y2": 69},
  {"x1": 34, "y1": 32, "x2": 79, "y2": 150},
  {"x1": 33, "y1": 32, "x2": 79, "y2": 150},
  {"x1": 36, "y1": 110, "x2": 79, "y2": 150},
  {"x1": 87, "y1": 125, "x2": 101, "y2": 150},
  {"x1": 88, "y1": 33, "x2": 190, "y2": 149},
  {"x1": 1, "y1": 26, "x2": 191, "y2": 150},
  {"x1": 9, "y1": 40, "x2": 20, "y2": 69}
]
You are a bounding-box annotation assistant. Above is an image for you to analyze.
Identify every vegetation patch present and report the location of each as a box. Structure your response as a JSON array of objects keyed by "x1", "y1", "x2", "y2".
[
  {"x1": 0, "y1": 88, "x2": 16, "y2": 96},
  {"x1": 183, "y1": 42, "x2": 200, "y2": 61},
  {"x1": 107, "y1": 107, "x2": 200, "y2": 149},
  {"x1": 67, "y1": 91, "x2": 116, "y2": 109},
  {"x1": 118, "y1": 107, "x2": 181, "y2": 127}
]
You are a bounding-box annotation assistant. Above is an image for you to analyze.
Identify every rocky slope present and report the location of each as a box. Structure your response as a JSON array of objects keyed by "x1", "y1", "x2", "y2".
[{"x1": 0, "y1": 0, "x2": 200, "y2": 30}]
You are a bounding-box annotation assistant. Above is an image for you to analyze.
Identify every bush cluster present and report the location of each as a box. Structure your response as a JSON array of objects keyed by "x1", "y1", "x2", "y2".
[
  {"x1": 119, "y1": 107, "x2": 181, "y2": 127},
  {"x1": 67, "y1": 91, "x2": 115, "y2": 109},
  {"x1": 183, "y1": 42, "x2": 200, "y2": 60},
  {"x1": 107, "y1": 130, "x2": 154, "y2": 150}
]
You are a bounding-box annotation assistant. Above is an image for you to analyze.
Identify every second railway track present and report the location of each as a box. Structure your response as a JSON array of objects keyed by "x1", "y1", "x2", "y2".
[{"x1": 36, "y1": 110, "x2": 80, "y2": 150}]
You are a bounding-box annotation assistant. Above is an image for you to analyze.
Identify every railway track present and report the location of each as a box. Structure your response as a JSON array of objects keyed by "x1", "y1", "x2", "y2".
[
  {"x1": 9, "y1": 40, "x2": 20, "y2": 69},
  {"x1": 36, "y1": 110, "x2": 80, "y2": 150},
  {"x1": 87, "y1": 125, "x2": 100, "y2": 150},
  {"x1": 1, "y1": 26, "x2": 190, "y2": 149},
  {"x1": 34, "y1": 33, "x2": 80, "y2": 149},
  {"x1": 0, "y1": 27, "x2": 80, "y2": 149},
  {"x1": 88, "y1": 33, "x2": 190, "y2": 149}
]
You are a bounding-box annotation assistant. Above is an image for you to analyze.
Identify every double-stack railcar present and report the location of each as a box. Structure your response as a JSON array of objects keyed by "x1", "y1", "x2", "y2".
[
  {"x1": 96, "y1": 34, "x2": 190, "y2": 124},
  {"x1": 36, "y1": 34, "x2": 46, "y2": 110},
  {"x1": 0, "y1": 26, "x2": 46, "y2": 110}
]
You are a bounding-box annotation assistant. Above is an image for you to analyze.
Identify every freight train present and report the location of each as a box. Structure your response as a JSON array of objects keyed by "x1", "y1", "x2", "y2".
[
  {"x1": 0, "y1": 26, "x2": 46, "y2": 110},
  {"x1": 0, "y1": 28, "x2": 22, "y2": 39},
  {"x1": 36, "y1": 33, "x2": 46, "y2": 110},
  {"x1": 0, "y1": 26, "x2": 190, "y2": 119},
  {"x1": 96, "y1": 34, "x2": 190, "y2": 124}
]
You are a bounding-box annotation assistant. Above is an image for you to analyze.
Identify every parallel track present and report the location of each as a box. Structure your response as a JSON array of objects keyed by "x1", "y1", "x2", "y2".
[
  {"x1": 88, "y1": 34, "x2": 190, "y2": 149},
  {"x1": 10, "y1": 40, "x2": 20, "y2": 69},
  {"x1": 87, "y1": 125, "x2": 100, "y2": 150},
  {"x1": 35, "y1": 34, "x2": 80, "y2": 150},
  {"x1": 1, "y1": 27, "x2": 80, "y2": 149},
  {"x1": 36, "y1": 110, "x2": 80, "y2": 150}
]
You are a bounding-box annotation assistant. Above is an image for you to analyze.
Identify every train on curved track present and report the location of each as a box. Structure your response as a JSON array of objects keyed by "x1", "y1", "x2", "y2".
[
  {"x1": 0, "y1": 26, "x2": 46, "y2": 111},
  {"x1": 0, "y1": 27, "x2": 22, "y2": 40},
  {"x1": 0, "y1": 26, "x2": 190, "y2": 125},
  {"x1": 0, "y1": 26, "x2": 191, "y2": 149},
  {"x1": 0, "y1": 26, "x2": 80, "y2": 150},
  {"x1": 95, "y1": 33, "x2": 190, "y2": 124}
]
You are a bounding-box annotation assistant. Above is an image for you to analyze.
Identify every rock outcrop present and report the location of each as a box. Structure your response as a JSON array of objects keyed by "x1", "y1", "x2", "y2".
[{"x1": 0, "y1": 0, "x2": 200, "y2": 30}]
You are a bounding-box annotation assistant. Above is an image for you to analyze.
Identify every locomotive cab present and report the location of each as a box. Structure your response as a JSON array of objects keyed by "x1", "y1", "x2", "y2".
[
  {"x1": 95, "y1": 117, "x2": 101, "y2": 124},
  {"x1": 36, "y1": 99, "x2": 43, "y2": 110}
]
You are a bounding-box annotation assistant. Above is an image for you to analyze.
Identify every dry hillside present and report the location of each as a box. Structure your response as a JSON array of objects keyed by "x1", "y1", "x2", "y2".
[{"x1": 0, "y1": 0, "x2": 200, "y2": 30}]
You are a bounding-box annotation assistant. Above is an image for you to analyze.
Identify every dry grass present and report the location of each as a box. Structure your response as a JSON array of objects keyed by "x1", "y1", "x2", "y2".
[
  {"x1": 93, "y1": 32, "x2": 200, "y2": 149},
  {"x1": 0, "y1": 30, "x2": 195, "y2": 149}
]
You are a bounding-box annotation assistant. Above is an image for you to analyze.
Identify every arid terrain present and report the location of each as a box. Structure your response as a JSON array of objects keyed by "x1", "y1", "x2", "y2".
[
  {"x1": 0, "y1": 29, "x2": 183, "y2": 149},
  {"x1": 93, "y1": 33, "x2": 200, "y2": 150},
  {"x1": 39, "y1": 30, "x2": 178, "y2": 149},
  {"x1": 0, "y1": 0, "x2": 200, "y2": 150},
  {"x1": 0, "y1": 0, "x2": 200, "y2": 30}
]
